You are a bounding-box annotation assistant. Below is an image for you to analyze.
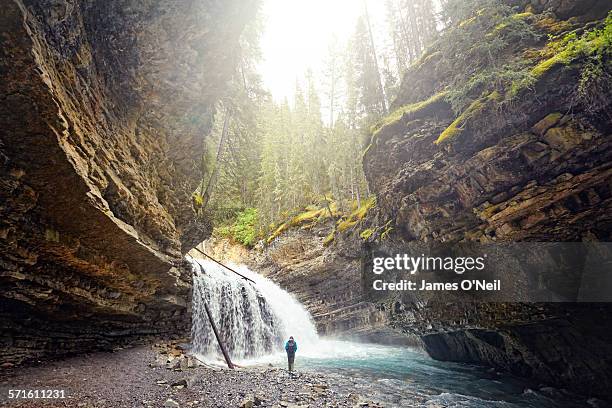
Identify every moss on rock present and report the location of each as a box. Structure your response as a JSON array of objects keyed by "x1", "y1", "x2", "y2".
[
  {"x1": 371, "y1": 91, "x2": 449, "y2": 139},
  {"x1": 323, "y1": 231, "x2": 335, "y2": 247},
  {"x1": 532, "y1": 112, "x2": 563, "y2": 136},
  {"x1": 435, "y1": 99, "x2": 483, "y2": 144},
  {"x1": 511, "y1": 11, "x2": 611, "y2": 95},
  {"x1": 359, "y1": 228, "x2": 374, "y2": 240}
]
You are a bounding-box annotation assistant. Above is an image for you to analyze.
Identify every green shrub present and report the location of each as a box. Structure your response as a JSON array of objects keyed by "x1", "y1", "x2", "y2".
[{"x1": 232, "y1": 208, "x2": 259, "y2": 247}]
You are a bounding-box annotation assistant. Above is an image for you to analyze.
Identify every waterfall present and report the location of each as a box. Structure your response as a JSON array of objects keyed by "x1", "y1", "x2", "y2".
[{"x1": 189, "y1": 257, "x2": 318, "y2": 363}]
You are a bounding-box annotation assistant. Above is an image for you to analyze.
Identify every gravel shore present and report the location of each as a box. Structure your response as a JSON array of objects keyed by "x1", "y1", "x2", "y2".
[{"x1": 0, "y1": 343, "x2": 388, "y2": 408}]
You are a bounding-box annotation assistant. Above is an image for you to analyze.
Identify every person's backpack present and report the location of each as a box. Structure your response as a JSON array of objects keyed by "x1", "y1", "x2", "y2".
[{"x1": 286, "y1": 340, "x2": 296, "y2": 353}]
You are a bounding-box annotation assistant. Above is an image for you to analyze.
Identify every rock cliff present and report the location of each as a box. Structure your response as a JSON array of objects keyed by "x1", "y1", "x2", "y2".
[
  {"x1": 359, "y1": 0, "x2": 612, "y2": 398},
  {"x1": 365, "y1": 3, "x2": 611, "y2": 244},
  {"x1": 0, "y1": 0, "x2": 255, "y2": 364}
]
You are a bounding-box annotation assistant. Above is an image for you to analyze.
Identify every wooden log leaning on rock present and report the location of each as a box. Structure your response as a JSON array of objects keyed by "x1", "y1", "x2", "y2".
[
  {"x1": 204, "y1": 302, "x2": 234, "y2": 369},
  {"x1": 192, "y1": 247, "x2": 255, "y2": 284}
]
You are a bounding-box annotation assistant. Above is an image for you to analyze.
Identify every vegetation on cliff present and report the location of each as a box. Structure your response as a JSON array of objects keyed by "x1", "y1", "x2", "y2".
[
  {"x1": 197, "y1": 0, "x2": 610, "y2": 249},
  {"x1": 217, "y1": 208, "x2": 260, "y2": 247},
  {"x1": 371, "y1": 2, "x2": 611, "y2": 149},
  {"x1": 212, "y1": 192, "x2": 381, "y2": 247}
]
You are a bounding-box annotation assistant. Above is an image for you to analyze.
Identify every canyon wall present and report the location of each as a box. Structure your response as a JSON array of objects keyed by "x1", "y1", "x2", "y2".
[
  {"x1": 0, "y1": 0, "x2": 255, "y2": 364},
  {"x1": 363, "y1": 0, "x2": 612, "y2": 399}
]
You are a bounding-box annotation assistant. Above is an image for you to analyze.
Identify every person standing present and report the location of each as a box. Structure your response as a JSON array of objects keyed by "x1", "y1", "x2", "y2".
[{"x1": 285, "y1": 336, "x2": 297, "y2": 371}]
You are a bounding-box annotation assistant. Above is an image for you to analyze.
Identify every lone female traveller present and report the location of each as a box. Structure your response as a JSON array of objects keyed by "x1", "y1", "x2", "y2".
[{"x1": 285, "y1": 336, "x2": 298, "y2": 371}]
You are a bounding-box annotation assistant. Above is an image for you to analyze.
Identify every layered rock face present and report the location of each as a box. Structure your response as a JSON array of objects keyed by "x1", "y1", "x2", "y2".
[
  {"x1": 366, "y1": 5, "x2": 611, "y2": 243},
  {"x1": 358, "y1": 0, "x2": 612, "y2": 399},
  {"x1": 0, "y1": 0, "x2": 255, "y2": 364}
]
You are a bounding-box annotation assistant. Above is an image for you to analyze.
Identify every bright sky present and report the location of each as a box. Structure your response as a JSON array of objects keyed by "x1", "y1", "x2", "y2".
[{"x1": 258, "y1": 0, "x2": 387, "y2": 104}]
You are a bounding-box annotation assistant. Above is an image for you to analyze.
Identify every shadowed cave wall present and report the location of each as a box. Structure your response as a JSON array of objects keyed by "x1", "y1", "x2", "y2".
[{"x1": 0, "y1": 0, "x2": 256, "y2": 364}]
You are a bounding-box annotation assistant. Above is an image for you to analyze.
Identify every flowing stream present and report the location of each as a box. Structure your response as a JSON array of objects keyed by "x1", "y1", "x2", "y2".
[{"x1": 189, "y1": 257, "x2": 593, "y2": 408}]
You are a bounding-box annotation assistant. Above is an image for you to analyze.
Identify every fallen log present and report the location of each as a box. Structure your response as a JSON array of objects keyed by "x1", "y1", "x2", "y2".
[
  {"x1": 192, "y1": 247, "x2": 255, "y2": 284},
  {"x1": 204, "y1": 302, "x2": 234, "y2": 369},
  {"x1": 191, "y1": 354, "x2": 244, "y2": 369}
]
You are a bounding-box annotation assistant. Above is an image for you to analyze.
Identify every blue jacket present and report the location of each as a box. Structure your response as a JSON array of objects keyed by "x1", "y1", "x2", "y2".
[{"x1": 285, "y1": 340, "x2": 297, "y2": 354}]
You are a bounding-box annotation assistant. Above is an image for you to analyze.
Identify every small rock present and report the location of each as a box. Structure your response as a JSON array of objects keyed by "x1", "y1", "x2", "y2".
[
  {"x1": 164, "y1": 399, "x2": 180, "y2": 408},
  {"x1": 172, "y1": 379, "x2": 188, "y2": 388},
  {"x1": 187, "y1": 356, "x2": 198, "y2": 369},
  {"x1": 240, "y1": 395, "x2": 254, "y2": 408},
  {"x1": 166, "y1": 359, "x2": 181, "y2": 370}
]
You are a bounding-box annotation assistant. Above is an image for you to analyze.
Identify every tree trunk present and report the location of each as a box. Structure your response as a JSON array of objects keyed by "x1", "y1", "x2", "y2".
[
  {"x1": 201, "y1": 106, "x2": 231, "y2": 209},
  {"x1": 397, "y1": 0, "x2": 415, "y2": 64},
  {"x1": 363, "y1": 0, "x2": 388, "y2": 114},
  {"x1": 407, "y1": 0, "x2": 422, "y2": 57}
]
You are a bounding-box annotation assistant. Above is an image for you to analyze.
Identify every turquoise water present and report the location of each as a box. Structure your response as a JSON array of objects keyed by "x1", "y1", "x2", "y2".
[{"x1": 241, "y1": 340, "x2": 597, "y2": 408}]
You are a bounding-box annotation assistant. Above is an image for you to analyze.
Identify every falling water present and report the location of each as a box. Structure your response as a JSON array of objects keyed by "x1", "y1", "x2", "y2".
[{"x1": 190, "y1": 256, "x2": 318, "y2": 362}]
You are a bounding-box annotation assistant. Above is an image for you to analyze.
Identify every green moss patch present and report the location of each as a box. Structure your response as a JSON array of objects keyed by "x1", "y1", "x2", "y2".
[
  {"x1": 534, "y1": 16, "x2": 574, "y2": 34},
  {"x1": 337, "y1": 219, "x2": 358, "y2": 232},
  {"x1": 192, "y1": 192, "x2": 204, "y2": 207},
  {"x1": 371, "y1": 91, "x2": 448, "y2": 138},
  {"x1": 266, "y1": 222, "x2": 288, "y2": 244},
  {"x1": 323, "y1": 231, "x2": 335, "y2": 247},
  {"x1": 360, "y1": 228, "x2": 374, "y2": 240},
  {"x1": 290, "y1": 208, "x2": 326, "y2": 226},
  {"x1": 532, "y1": 112, "x2": 563, "y2": 136},
  {"x1": 533, "y1": 18, "x2": 610, "y2": 76},
  {"x1": 265, "y1": 196, "x2": 377, "y2": 244},
  {"x1": 494, "y1": 11, "x2": 534, "y2": 32},
  {"x1": 435, "y1": 91, "x2": 503, "y2": 145},
  {"x1": 335, "y1": 196, "x2": 376, "y2": 233},
  {"x1": 436, "y1": 99, "x2": 482, "y2": 144},
  {"x1": 380, "y1": 221, "x2": 394, "y2": 240}
]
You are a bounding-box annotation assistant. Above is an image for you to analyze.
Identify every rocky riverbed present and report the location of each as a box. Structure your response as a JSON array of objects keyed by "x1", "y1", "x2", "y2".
[{"x1": 0, "y1": 342, "x2": 390, "y2": 408}]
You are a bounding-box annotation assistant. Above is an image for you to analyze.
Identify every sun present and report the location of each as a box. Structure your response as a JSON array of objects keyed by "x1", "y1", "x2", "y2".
[{"x1": 259, "y1": 0, "x2": 386, "y2": 103}]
